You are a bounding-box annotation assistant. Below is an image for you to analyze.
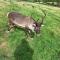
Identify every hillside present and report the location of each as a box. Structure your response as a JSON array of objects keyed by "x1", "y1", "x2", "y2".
[{"x1": 0, "y1": 1, "x2": 60, "y2": 60}]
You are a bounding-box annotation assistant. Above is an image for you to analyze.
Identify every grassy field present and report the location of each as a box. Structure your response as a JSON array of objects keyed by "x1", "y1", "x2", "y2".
[{"x1": 0, "y1": 1, "x2": 60, "y2": 60}]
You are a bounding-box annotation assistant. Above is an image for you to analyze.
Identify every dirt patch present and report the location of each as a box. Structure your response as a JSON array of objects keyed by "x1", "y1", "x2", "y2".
[
  {"x1": 0, "y1": 41, "x2": 8, "y2": 48},
  {"x1": 0, "y1": 41, "x2": 11, "y2": 57}
]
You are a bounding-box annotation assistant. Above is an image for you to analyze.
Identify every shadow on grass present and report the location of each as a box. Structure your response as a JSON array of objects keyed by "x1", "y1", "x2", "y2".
[
  {"x1": 14, "y1": 39, "x2": 34, "y2": 60},
  {"x1": 52, "y1": 51, "x2": 60, "y2": 60}
]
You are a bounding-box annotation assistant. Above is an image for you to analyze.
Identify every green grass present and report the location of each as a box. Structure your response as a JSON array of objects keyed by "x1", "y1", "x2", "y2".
[{"x1": 0, "y1": 1, "x2": 60, "y2": 60}]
